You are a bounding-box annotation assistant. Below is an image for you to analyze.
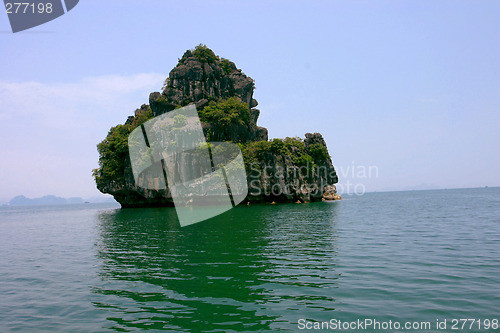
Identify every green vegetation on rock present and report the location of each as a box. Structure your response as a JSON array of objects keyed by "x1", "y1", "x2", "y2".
[
  {"x1": 192, "y1": 44, "x2": 218, "y2": 64},
  {"x1": 307, "y1": 143, "x2": 330, "y2": 162},
  {"x1": 198, "y1": 97, "x2": 250, "y2": 126},
  {"x1": 239, "y1": 136, "x2": 325, "y2": 175},
  {"x1": 220, "y1": 58, "x2": 234, "y2": 75},
  {"x1": 92, "y1": 106, "x2": 153, "y2": 188}
]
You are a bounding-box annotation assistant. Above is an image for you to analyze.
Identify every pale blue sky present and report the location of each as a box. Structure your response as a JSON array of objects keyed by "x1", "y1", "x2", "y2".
[{"x1": 1, "y1": 0, "x2": 499, "y2": 200}]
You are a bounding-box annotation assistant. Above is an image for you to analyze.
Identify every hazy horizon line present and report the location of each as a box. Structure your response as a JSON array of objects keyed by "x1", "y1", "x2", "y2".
[{"x1": 2, "y1": 185, "x2": 499, "y2": 204}]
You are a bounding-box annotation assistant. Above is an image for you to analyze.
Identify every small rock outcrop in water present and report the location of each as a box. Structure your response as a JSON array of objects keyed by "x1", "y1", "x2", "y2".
[
  {"x1": 322, "y1": 185, "x2": 342, "y2": 201},
  {"x1": 93, "y1": 45, "x2": 341, "y2": 207}
]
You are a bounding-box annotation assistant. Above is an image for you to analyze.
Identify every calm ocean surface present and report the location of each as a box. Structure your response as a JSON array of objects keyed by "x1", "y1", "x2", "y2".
[{"x1": 1, "y1": 188, "x2": 499, "y2": 332}]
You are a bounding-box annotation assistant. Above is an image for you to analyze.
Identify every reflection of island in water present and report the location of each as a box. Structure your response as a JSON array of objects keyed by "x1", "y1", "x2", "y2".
[{"x1": 91, "y1": 203, "x2": 340, "y2": 331}]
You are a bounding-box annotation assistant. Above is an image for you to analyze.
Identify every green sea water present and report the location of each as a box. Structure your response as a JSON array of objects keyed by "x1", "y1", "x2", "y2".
[{"x1": 1, "y1": 188, "x2": 499, "y2": 332}]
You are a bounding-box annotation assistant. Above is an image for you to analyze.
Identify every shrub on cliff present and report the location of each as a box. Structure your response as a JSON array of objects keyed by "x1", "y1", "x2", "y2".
[
  {"x1": 282, "y1": 137, "x2": 304, "y2": 152},
  {"x1": 220, "y1": 58, "x2": 234, "y2": 75},
  {"x1": 93, "y1": 124, "x2": 130, "y2": 186},
  {"x1": 192, "y1": 44, "x2": 218, "y2": 64},
  {"x1": 270, "y1": 138, "x2": 288, "y2": 156},
  {"x1": 198, "y1": 97, "x2": 250, "y2": 126},
  {"x1": 307, "y1": 143, "x2": 330, "y2": 162},
  {"x1": 92, "y1": 106, "x2": 153, "y2": 188},
  {"x1": 241, "y1": 137, "x2": 319, "y2": 174}
]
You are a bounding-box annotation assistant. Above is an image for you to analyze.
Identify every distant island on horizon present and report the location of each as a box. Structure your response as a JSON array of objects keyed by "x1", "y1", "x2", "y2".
[{"x1": 6, "y1": 195, "x2": 116, "y2": 206}]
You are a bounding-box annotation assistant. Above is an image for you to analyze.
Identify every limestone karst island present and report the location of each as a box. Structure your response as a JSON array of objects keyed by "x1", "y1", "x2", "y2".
[{"x1": 93, "y1": 45, "x2": 341, "y2": 207}]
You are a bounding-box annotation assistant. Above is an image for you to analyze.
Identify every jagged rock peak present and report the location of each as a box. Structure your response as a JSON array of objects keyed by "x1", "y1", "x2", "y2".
[{"x1": 149, "y1": 44, "x2": 258, "y2": 116}]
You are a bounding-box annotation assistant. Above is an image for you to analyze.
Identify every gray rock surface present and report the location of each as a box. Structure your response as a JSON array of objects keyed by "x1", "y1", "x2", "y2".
[{"x1": 95, "y1": 46, "x2": 340, "y2": 207}]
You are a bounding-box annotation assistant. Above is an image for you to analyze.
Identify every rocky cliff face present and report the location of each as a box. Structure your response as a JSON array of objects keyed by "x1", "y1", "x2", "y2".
[
  {"x1": 149, "y1": 48, "x2": 267, "y2": 143},
  {"x1": 245, "y1": 133, "x2": 339, "y2": 203},
  {"x1": 94, "y1": 45, "x2": 340, "y2": 207}
]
